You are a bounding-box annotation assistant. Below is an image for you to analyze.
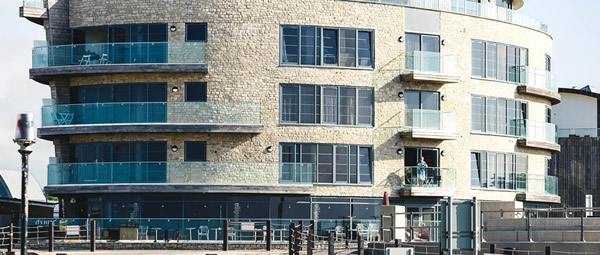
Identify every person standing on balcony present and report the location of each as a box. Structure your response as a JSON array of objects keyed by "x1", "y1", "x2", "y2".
[{"x1": 417, "y1": 156, "x2": 428, "y2": 187}]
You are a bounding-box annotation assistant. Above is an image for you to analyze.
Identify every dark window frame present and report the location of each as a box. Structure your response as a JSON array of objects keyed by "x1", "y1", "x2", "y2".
[
  {"x1": 184, "y1": 141, "x2": 207, "y2": 162},
  {"x1": 185, "y1": 82, "x2": 208, "y2": 102},
  {"x1": 185, "y1": 23, "x2": 208, "y2": 42}
]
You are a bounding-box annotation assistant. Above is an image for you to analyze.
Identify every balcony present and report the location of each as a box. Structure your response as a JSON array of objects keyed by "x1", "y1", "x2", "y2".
[
  {"x1": 38, "y1": 102, "x2": 263, "y2": 138},
  {"x1": 19, "y1": 0, "x2": 47, "y2": 25},
  {"x1": 30, "y1": 42, "x2": 207, "y2": 83},
  {"x1": 558, "y1": 128, "x2": 600, "y2": 138},
  {"x1": 400, "y1": 109, "x2": 457, "y2": 140},
  {"x1": 515, "y1": 119, "x2": 560, "y2": 152},
  {"x1": 516, "y1": 174, "x2": 560, "y2": 204},
  {"x1": 515, "y1": 66, "x2": 561, "y2": 104},
  {"x1": 394, "y1": 167, "x2": 456, "y2": 197},
  {"x1": 345, "y1": 0, "x2": 547, "y2": 32},
  {"x1": 46, "y1": 162, "x2": 314, "y2": 195},
  {"x1": 401, "y1": 51, "x2": 460, "y2": 84}
]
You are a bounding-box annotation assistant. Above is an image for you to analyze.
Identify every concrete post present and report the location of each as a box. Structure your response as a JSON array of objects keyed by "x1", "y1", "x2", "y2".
[
  {"x1": 266, "y1": 220, "x2": 272, "y2": 251},
  {"x1": 90, "y1": 220, "x2": 96, "y2": 252},
  {"x1": 526, "y1": 210, "x2": 532, "y2": 242},
  {"x1": 472, "y1": 197, "x2": 478, "y2": 253},
  {"x1": 357, "y1": 235, "x2": 364, "y2": 255},
  {"x1": 49, "y1": 221, "x2": 54, "y2": 252},
  {"x1": 580, "y1": 209, "x2": 585, "y2": 242},
  {"x1": 223, "y1": 220, "x2": 228, "y2": 251}
]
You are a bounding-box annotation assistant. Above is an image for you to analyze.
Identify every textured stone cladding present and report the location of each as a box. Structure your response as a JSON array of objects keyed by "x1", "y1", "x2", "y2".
[{"x1": 47, "y1": 0, "x2": 555, "y2": 201}]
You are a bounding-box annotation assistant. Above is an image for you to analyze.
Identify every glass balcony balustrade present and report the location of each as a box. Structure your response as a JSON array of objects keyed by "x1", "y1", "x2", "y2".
[
  {"x1": 402, "y1": 109, "x2": 457, "y2": 134},
  {"x1": 358, "y1": 0, "x2": 547, "y2": 32},
  {"x1": 515, "y1": 174, "x2": 558, "y2": 196},
  {"x1": 558, "y1": 128, "x2": 600, "y2": 138},
  {"x1": 23, "y1": 0, "x2": 45, "y2": 8},
  {"x1": 41, "y1": 102, "x2": 261, "y2": 127},
  {"x1": 514, "y1": 119, "x2": 558, "y2": 144},
  {"x1": 404, "y1": 51, "x2": 458, "y2": 76},
  {"x1": 396, "y1": 167, "x2": 456, "y2": 189},
  {"x1": 32, "y1": 42, "x2": 206, "y2": 68},
  {"x1": 515, "y1": 66, "x2": 558, "y2": 92},
  {"x1": 48, "y1": 162, "x2": 313, "y2": 185}
]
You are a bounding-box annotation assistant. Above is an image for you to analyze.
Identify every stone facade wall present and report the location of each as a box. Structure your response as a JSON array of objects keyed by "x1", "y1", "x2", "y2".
[{"x1": 42, "y1": 0, "x2": 555, "y2": 202}]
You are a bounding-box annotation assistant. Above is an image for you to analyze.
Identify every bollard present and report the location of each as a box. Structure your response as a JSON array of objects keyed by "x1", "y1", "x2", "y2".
[
  {"x1": 90, "y1": 220, "x2": 96, "y2": 252},
  {"x1": 49, "y1": 221, "x2": 54, "y2": 252},
  {"x1": 266, "y1": 220, "x2": 272, "y2": 251},
  {"x1": 8, "y1": 223, "x2": 13, "y2": 253},
  {"x1": 328, "y1": 231, "x2": 334, "y2": 255},
  {"x1": 580, "y1": 209, "x2": 585, "y2": 242},
  {"x1": 490, "y1": 244, "x2": 496, "y2": 253},
  {"x1": 545, "y1": 246, "x2": 551, "y2": 255},
  {"x1": 289, "y1": 223, "x2": 295, "y2": 255},
  {"x1": 223, "y1": 220, "x2": 229, "y2": 251},
  {"x1": 357, "y1": 235, "x2": 364, "y2": 255}
]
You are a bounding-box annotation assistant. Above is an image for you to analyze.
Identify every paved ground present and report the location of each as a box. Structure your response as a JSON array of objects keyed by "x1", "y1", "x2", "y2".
[{"x1": 3, "y1": 249, "x2": 358, "y2": 255}]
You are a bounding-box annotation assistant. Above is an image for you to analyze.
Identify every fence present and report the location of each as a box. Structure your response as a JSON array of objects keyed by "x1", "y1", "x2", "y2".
[{"x1": 484, "y1": 244, "x2": 597, "y2": 255}]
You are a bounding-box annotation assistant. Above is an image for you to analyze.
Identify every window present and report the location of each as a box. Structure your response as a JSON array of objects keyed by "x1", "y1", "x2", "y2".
[
  {"x1": 72, "y1": 24, "x2": 167, "y2": 44},
  {"x1": 545, "y1": 55, "x2": 551, "y2": 72},
  {"x1": 406, "y1": 33, "x2": 440, "y2": 53},
  {"x1": 186, "y1": 23, "x2": 207, "y2": 42},
  {"x1": 185, "y1": 82, "x2": 207, "y2": 102},
  {"x1": 281, "y1": 25, "x2": 373, "y2": 68},
  {"x1": 280, "y1": 84, "x2": 373, "y2": 126},
  {"x1": 471, "y1": 40, "x2": 528, "y2": 82},
  {"x1": 496, "y1": 0, "x2": 512, "y2": 9},
  {"x1": 184, "y1": 141, "x2": 207, "y2": 161},
  {"x1": 71, "y1": 83, "x2": 167, "y2": 104},
  {"x1": 405, "y1": 91, "x2": 440, "y2": 110},
  {"x1": 71, "y1": 142, "x2": 167, "y2": 163},
  {"x1": 546, "y1": 106, "x2": 552, "y2": 123},
  {"x1": 471, "y1": 95, "x2": 527, "y2": 136},
  {"x1": 471, "y1": 151, "x2": 527, "y2": 191},
  {"x1": 280, "y1": 143, "x2": 373, "y2": 185}
]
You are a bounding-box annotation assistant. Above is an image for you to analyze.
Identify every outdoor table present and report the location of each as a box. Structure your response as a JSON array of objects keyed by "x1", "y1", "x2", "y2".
[
  {"x1": 151, "y1": 227, "x2": 161, "y2": 242},
  {"x1": 211, "y1": 227, "x2": 222, "y2": 240},
  {"x1": 185, "y1": 227, "x2": 195, "y2": 240}
]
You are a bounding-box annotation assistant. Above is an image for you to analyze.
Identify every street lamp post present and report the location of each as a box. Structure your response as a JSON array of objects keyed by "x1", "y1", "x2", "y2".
[{"x1": 13, "y1": 113, "x2": 36, "y2": 255}]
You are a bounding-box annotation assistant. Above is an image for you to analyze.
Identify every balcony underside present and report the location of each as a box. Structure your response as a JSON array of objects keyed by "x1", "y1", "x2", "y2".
[
  {"x1": 516, "y1": 192, "x2": 561, "y2": 204},
  {"x1": 398, "y1": 187, "x2": 455, "y2": 197},
  {"x1": 30, "y1": 64, "x2": 209, "y2": 85},
  {"x1": 517, "y1": 86, "x2": 561, "y2": 105},
  {"x1": 517, "y1": 138, "x2": 561, "y2": 152},
  {"x1": 38, "y1": 123, "x2": 263, "y2": 139},
  {"x1": 44, "y1": 184, "x2": 315, "y2": 196},
  {"x1": 19, "y1": 6, "x2": 47, "y2": 25},
  {"x1": 400, "y1": 130, "x2": 458, "y2": 140},
  {"x1": 401, "y1": 72, "x2": 460, "y2": 84}
]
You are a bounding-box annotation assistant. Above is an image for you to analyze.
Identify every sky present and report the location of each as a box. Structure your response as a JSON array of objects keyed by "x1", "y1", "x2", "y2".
[{"x1": 0, "y1": 0, "x2": 598, "y2": 186}]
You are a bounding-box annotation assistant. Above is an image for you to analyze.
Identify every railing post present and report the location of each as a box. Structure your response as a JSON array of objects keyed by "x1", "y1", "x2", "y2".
[
  {"x1": 48, "y1": 221, "x2": 54, "y2": 252},
  {"x1": 357, "y1": 235, "x2": 364, "y2": 255},
  {"x1": 490, "y1": 244, "x2": 496, "y2": 253},
  {"x1": 90, "y1": 220, "x2": 96, "y2": 252},
  {"x1": 328, "y1": 231, "x2": 334, "y2": 255},
  {"x1": 526, "y1": 210, "x2": 532, "y2": 242},
  {"x1": 545, "y1": 246, "x2": 552, "y2": 255},
  {"x1": 580, "y1": 209, "x2": 585, "y2": 242},
  {"x1": 289, "y1": 223, "x2": 294, "y2": 255},
  {"x1": 266, "y1": 220, "x2": 271, "y2": 251},
  {"x1": 8, "y1": 223, "x2": 13, "y2": 253},
  {"x1": 223, "y1": 220, "x2": 228, "y2": 251}
]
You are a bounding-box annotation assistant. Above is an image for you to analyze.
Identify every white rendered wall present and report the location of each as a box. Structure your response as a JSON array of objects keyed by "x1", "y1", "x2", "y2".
[{"x1": 554, "y1": 93, "x2": 597, "y2": 129}]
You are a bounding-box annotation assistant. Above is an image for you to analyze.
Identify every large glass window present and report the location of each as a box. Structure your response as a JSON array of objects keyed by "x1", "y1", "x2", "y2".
[
  {"x1": 471, "y1": 95, "x2": 527, "y2": 136},
  {"x1": 280, "y1": 143, "x2": 373, "y2": 185},
  {"x1": 72, "y1": 24, "x2": 167, "y2": 44},
  {"x1": 280, "y1": 84, "x2": 373, "y2": 126},
  {"x1": 185, "y1": 82, "x2": 207, "y2": 102},
  {"x1": 471, "y1": 40, "x2": 528, "y2": 82},
  {"x1": 186, "y1": 23, "x2": 207, "y2": 42},
  {"x1": 71, "y1": 142, "x2": 167, "y2": 163},
  {"x1": 184, "y1": 141, "x2": 207, "y2": 161},
  {"x1": 281, "y1": 25, "x2": 373, "y2": 68},
  {"x1": 471, "y1": 151, "x2": 526, "y2": 191},
  {"x1": 71, "y1": 83, "x2": 167, "y2": 104}
]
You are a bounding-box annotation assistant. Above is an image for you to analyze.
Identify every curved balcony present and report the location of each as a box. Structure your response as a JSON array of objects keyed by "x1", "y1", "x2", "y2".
[
  {"x1": 514, "y1": 119, "x2": 560, "y2": 152},
  {"x1": 38, "y1": 102, "x2": 263, "y2": 138},
  {"x1": 400, "y1": 109, "x2": 457, "y2": 140},
  {"x1": 19, "y1": 0, "x2": 47, "y2": 25},
  {"x1": 516, "y1": 174, "x2": 560, "y2": 204},
  {"x1": 345, "y1": 0, "x2": 547, "y2": 32},
  {"x1": 393, "y1": 167, "x2": 456, "y2": 197},
  {"x1": 30, "y1": 42, "x2": 207, "y2": 84},
  {"x1": 515, "y1": 66, "x2": 561, "y2": 104},
  {"x1": 401, "y1": 51, "x2": 460, "y2": 84},
  {"x1": 46, "y1": 162, "x2": 314, "y2": 195}
]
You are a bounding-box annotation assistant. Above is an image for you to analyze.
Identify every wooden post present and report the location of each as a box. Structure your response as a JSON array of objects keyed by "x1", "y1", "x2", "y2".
[
  {"x1": 298, "y1": 221, "x2": 303, "y2": 250},
  {"x1": 266, "y1": 220, "x2": 272, "y2": 251},
  {"x1": 48, "y1": 222, "x2": 54, "y2": 252},
  {"x1": 307, "y1": 227, "x2": 313, "y2": 255},
  {"x1": 357, "y1": 235, "x2": 363, "y2": 255},
  {"x1": 309, "y1": 220, "x2": 315, "y2": 252},
  {"x1": 223, "y1": 220, "x2": 229, "y2": 251},
  {"x1": 327, "y1": 231, "x2": 334, "y2": 255},
  {"x1": 90, "y1": 220, "x2": 96, "y2": 252},
  {"x1": 545, "y1": 246, "x2": 552, "y2": 255},
  {"x1": 294, "y1": 223, "x2": 301, "y2": 255},
  {"x1": 8, "y1": 223, "x2": 13, "y2": 253},
  {"x1": 289, "y1": 223, "x2": 295, "y2": 255},
  {"x1": 490, "y1": 244, "x2": 496, "y2": 253}
]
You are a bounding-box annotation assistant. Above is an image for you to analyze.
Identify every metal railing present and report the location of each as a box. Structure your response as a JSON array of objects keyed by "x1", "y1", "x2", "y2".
[
  {"x1": 349, "y1": 0, "x2": 547, "y2": 32},
  {"x1": 558, "y1": 128, "x2": 600, "y2": 138},
  {"x1": 47, "y1": 162, "x2": 314, "y2": 185},
  {"x1": 397, "y1": 167, "x2": 456, "y2": 190},
  {"x1": 23, "y1": 0, "x2": 45, "y2": 8},
  {"x1": 514, "y1": 119, "x2": 558, "y2": 144},
  {"x1": 41, "y1": 101, "x2": 261, "y2": 126},
  {"x1": 404, "y1": 51, "x2": 458, "y2": 76},
  {"x1": 403, "y1": 109, "x2": 456, "y2": 134},
  {"x1": 32, "y1": 41, "x2": 206, "y2": 68}
]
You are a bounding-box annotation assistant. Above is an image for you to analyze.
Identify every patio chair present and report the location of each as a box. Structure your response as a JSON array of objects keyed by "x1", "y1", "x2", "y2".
[
  {"x1": 334, "y1": 226, "x2": 346, "y2": 241},
  {"x1": 227, "y1": 227, "x2": 237, "y2": 241},
  {"x1": 356, "y1": 224, "x2": 369, "y2": 239},
  {"x1": 99, "y1": 53, "x2": 111, "y2": 64},
  {"x1": 138, "y1": 225, "x2": 149, "y2": 240},
  {"x1": 240, "y1": 222, "x2": 256, "y2": 241},
  {"x1": 367, "y1": 223, "x2": 380, "y2": 241},
  {"x1": 197, "y1": 226, "x2": 209, "y2": 241},
  {"x1": 79, "y1": 55, "x2": 91, "y2": 65}
]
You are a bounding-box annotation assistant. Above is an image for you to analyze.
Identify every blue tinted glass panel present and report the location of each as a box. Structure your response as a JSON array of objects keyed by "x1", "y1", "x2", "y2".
[{"x1": 323, "y1": 29, "x2": 338, "y2": 65}]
